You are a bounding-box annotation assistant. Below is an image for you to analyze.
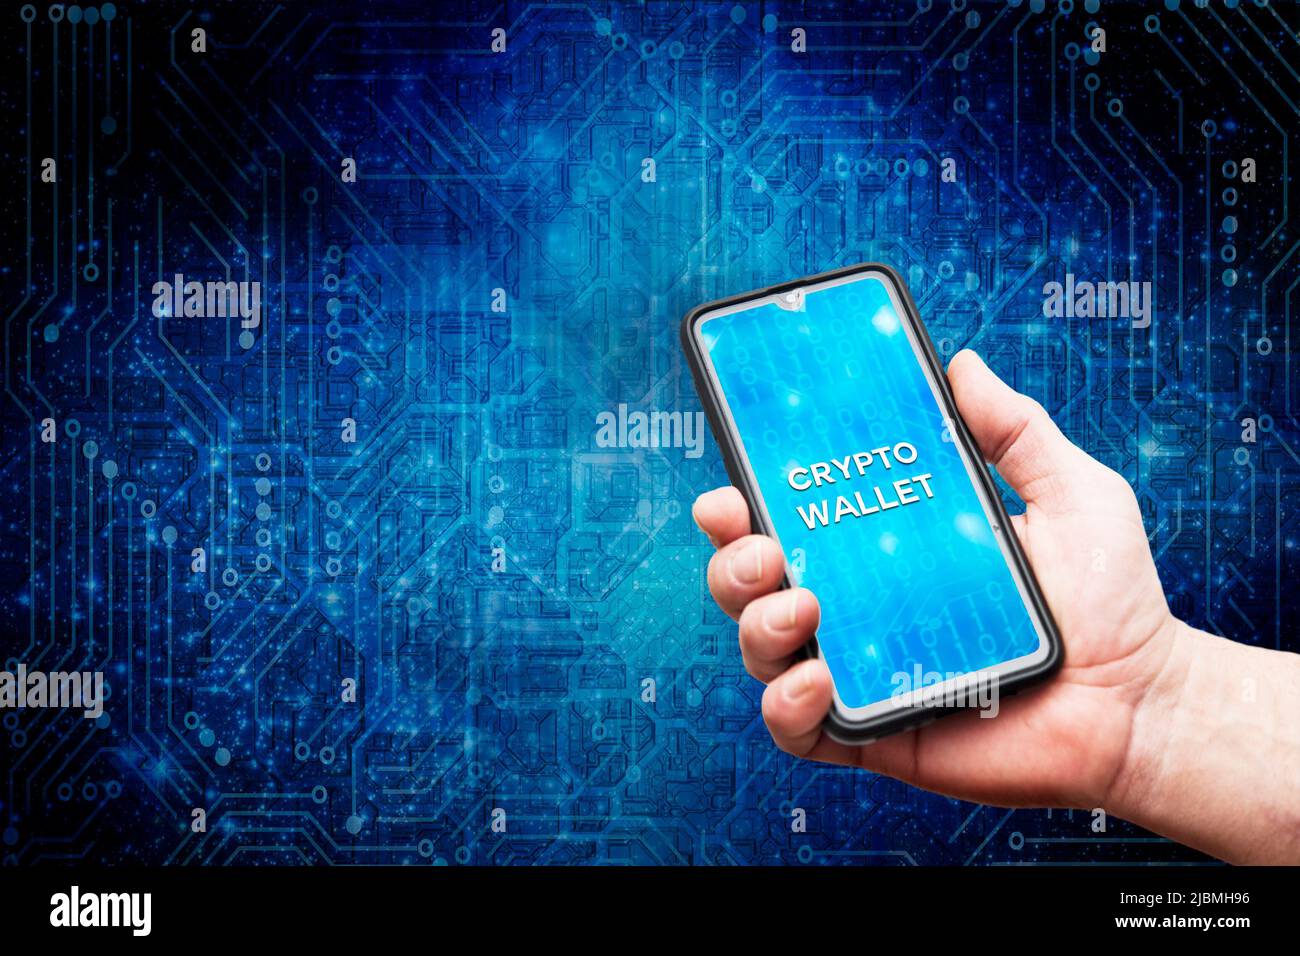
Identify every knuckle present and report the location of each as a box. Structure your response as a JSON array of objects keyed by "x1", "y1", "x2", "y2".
[
  {"x1": 1023, "y1": 396, "x2": 1049, "y2": 421},
  {"x1": 1097, "y1": 463, "x2": 1138, "y2": 501}
]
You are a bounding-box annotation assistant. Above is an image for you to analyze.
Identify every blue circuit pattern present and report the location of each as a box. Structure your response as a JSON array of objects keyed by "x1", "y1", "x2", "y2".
[{"x1": 1, "y1": 0, "x2": 1297, "y2": 865}]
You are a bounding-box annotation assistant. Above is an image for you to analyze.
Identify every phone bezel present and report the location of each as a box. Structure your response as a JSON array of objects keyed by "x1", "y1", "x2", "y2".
[{"x1": 680, "y1": 262, "x2": 1063, "y2": 743}]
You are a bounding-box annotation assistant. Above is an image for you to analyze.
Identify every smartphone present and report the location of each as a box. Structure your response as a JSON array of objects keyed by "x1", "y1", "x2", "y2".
[{"x1": 681, "y1": 263, "x2": 1062, "y2": 742}]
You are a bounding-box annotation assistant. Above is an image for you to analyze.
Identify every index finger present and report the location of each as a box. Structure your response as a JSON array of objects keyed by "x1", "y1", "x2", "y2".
[{"x1": 691, "y1": 486, "x2": 752, "y2": 548}]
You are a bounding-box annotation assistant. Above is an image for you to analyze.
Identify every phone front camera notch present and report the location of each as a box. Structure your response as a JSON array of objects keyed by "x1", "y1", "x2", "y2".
[{"x1": 776, "y1": 288, "x2": 805, "y2": 312}]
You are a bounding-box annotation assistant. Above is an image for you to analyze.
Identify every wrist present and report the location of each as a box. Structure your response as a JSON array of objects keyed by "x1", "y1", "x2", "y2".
[
  {"x1": 1101, "y1": 618, "x2": 1300, "y2": 863},
  {"x1": 1100, "y1": 615, "x2": 1194, "y2": 819}
]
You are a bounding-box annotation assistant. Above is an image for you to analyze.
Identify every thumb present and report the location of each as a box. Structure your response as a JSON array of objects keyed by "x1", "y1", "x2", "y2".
[{"x1": 946, "y1": 349, "x2": 1093, "y2": 510}]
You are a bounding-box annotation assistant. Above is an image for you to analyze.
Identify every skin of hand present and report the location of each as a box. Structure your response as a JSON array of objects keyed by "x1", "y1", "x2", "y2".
[{"x1": 693, "y1": 349, "x2": 1300, "y2": 864}]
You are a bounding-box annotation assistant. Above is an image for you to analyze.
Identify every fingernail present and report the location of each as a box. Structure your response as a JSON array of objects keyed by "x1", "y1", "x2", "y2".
[
  {"x1": 763, "y1": 590, "x2": 801, "y2": 631},
  {"x1": 783, "y1": 664, "x2": 814, "y2": 702},
  {"x1": 691, "y1": 498, "x2": 720, "y2": 547},
  {"x1": 729, "y1": 540, "x2": 764, "y2": 584}
]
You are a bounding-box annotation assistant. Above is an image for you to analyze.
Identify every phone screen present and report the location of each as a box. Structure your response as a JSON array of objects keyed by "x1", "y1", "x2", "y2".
[{"x1": 695, "y1": 270, "x2": 1049, "y2": 716}]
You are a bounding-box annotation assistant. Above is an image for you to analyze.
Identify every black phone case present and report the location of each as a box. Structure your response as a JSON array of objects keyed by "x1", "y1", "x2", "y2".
[{"x1": 680, "y1": 262, "x2": 1063, "y2": 743}]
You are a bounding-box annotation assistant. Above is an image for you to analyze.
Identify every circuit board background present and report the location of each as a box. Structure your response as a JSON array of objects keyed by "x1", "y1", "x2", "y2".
[{"x1": 1, "y1": 0, "x2": 1297, "y2": 866}]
